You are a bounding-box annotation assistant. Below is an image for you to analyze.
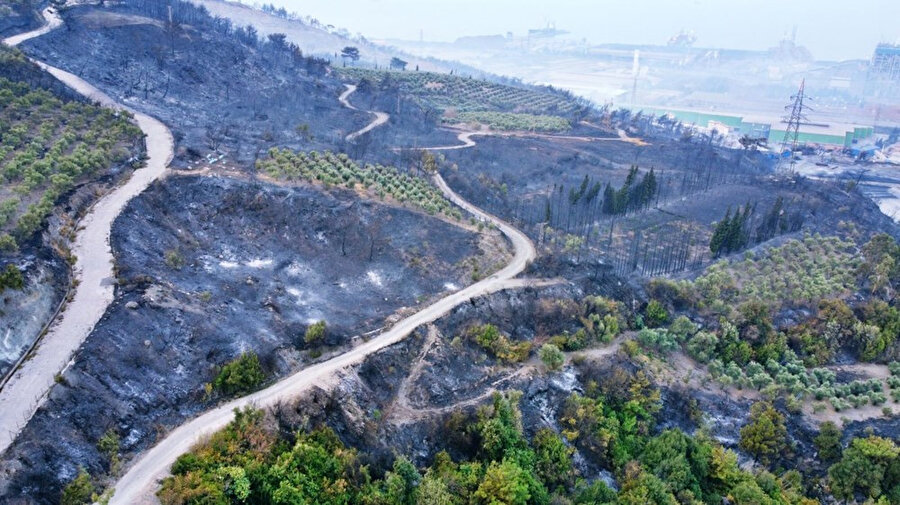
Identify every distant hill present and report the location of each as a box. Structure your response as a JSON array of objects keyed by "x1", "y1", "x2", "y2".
[{"x1": 187, "y1": 0, "x2": 472, "y2": 74}]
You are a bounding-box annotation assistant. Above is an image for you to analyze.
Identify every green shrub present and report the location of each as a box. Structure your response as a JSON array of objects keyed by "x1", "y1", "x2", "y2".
[
  {"x1": 686, "y1": 331, "x2": 718, "y2": 363},
  {"x1": 98, "y1": 428, "x2": 121, "y2": 471},
  {"x1": 0, "y1": 263, "x2": 24, "y2": 292},
  {"x1": 644, "y1": 300, "x2": 669, "y2": 328},
  {"x1": 637, "y1": 328, "x2": 678, "y2": 354},
  {"x1": 164, "y1": 249, "x2": 184, "y2": 270},
  {"x1": 304, "y1": 320, "x2": 327, "y2": 345},
  {"x1": 60, "y1": 468, "x2": 93, "y2": 505},
  {"x1": 888, "y1": 361, "x2": 900, "y2": 376},
  {"x1": 668, "y1": 315, "x2": 697, "y2": 341},
  {"x1": 0, "y1": 233, "x2": 17, "y2": 253},
  {"x1": 539, "y1": 344, "x2": 565, "y2": 371},
  {"x1": 469, "y1": 324, "x2": 531, "y2": 363},
  {"x1": 212, "y1": 352, "x2": 265, "y2": 396}
]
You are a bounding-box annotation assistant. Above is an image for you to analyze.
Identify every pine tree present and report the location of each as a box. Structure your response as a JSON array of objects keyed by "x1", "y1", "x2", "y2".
[
  {"x1": 710, "y1": 207, "x2": 731, "y2": 256},
  {"x1": 643, "y1": 167, "x2": 658, "y2": 207},
  {"x1": 602, "y1": 183, "x2": 616, "y2": 215}
]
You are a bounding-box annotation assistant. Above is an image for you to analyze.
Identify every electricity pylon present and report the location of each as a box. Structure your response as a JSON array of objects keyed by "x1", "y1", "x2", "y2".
[{"x1": 779, "y1": 79, "x2": 811, "y2": 173}]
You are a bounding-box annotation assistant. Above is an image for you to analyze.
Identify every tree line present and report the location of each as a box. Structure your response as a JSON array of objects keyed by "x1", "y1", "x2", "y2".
[{"x1": 710, "y1": 196, "x2": 804, "y2": 257}]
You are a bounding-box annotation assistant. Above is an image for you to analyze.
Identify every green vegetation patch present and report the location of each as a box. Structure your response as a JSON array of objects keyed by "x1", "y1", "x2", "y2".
[
  {"x1": 468, "y1": 323, "x2": 531, "y2": 363},
  {"x1": 0, "y1": 75, "x2": 143, "y2": 251},
  {"x1": 257, "y1": 148, "x2": 462, "y2": 220},
  {"x1": 211, "y1": 352, "x2": 265, "y2": 397},
  {"x1": 339, "y1": 67, "x2": 583, "y2": 116},
  {"x1": 157, "y1": 381, "x2": 820, "y2": 505},
  {"x1": 447, "y1": 111, "x2": 571, "y2": 132},
  {"x1": 692, "y1": 234, "x2": 859, "y2": 311}
]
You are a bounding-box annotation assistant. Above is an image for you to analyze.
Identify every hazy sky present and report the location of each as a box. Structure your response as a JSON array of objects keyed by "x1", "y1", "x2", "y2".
[{"x1": 253, "y1": 0, "x2": 899, "y2": 61}]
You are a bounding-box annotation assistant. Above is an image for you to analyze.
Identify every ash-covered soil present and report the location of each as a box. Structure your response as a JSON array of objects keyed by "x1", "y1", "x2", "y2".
[
  {"x1": 19, "y1": 3, "x2": 367, "y2": 167},
  {"x1": 0, "y1": 175, "x2": 494, "y2": 501},
  {"x1": 0, "y1": 1, "x2": 43, "y2": 38},
  {"x1": 0, "y1": 159, "x2": 147, "y2": 378},
  {"x1": 254, "y1": 281, "x2": 900, "y2": 496},
  {"x1": 260, "y1": 284, "x2": 730, "y2": 485}
]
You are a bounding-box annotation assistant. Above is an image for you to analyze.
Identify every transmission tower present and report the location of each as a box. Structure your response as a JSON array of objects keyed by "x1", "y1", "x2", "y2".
[{"x1": 778, "y1": 79, "x2": 811, "y2": 173}]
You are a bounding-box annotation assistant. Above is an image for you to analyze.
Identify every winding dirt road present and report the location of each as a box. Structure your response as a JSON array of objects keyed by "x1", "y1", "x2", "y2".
[
  {"x1": 339, "y1": 84, "x2": 390, "y2": 142},
  {"x1": 0, "y1": 9, "x2": 174, "y2": 455},
  {"x1": 109, "y1": 75, "x2": 542, "y2": 504},
  {"x1": 110, "y1": 176, "x2": 539, "y2": 505},
  {"x1": 402, "y1": 124, "x2": 645, "y2": 152}
]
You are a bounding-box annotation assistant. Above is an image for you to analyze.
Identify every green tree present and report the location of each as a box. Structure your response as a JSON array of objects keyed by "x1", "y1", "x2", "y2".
[
  {"x1": 0, "y1": 263, "x2": 24, "y2": 292},
  {"x1": 686, "y1": 331, "x2": 718, "y2": 363},
  {"x1": 213, "y1": 352, "x2": 265, "y2": 396},
  {"x1": 813, "y1": 421, "x2": 842, "y2": 463},
  {"x1": 533, "y1": 428, "x2": 573, "y2": 490},
  {"x1": 60, "y1": 468, "x2": 93, "y2": 505},
  {"x1": 828, "y1": 435, "x2": 900, "y2": 502},
  {"x1": 617, "y1": 462, "x2": 678, "y2": 505},
  {"x1": 97, "y1": 428, "x2": 121, "y2": 471},
  {"x1": 384, "y1": 456, "x2": 421, "y2": 505},
  {"x1": 645, "y1": 300, "x2": 669, "y2": 328},
  {"x1": 539, "y1": 344, "x2": 565, "y2": 371},
  {"x1": 738, "y1": 402, "x2": 787, "y2": 466},
  {"x1": 728, "y1": 480, "x2": 774, "y2": 505},
  {"x1": 416, "y1": 473, "x2": 453, "y2": 505},
  {"x1": 474, "y1": 460, "x2": 531, "y2": 505},
  {"x1": 477, "y1": 392, "x2": 527, "y2": 462}
]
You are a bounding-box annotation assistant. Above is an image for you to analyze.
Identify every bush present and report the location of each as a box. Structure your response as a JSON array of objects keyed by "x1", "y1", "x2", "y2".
[
  {"x1": 469, "y1": 324, "x2": 531, "y2": 363},
  {"x1": 644, "y1": 300, "x2": 669, "y2": 328},
  {"x1": 212, "y1": 352, "x2": 265, "y2": 396},
  {"x1": 814, "y1": 421, "x2": 842, "y2": 462},
  {"x1": 637, "y1": 328, "x2": 678, "y2": 354},
  {"x1": 0, "y1": 263, "x2": 24, "y2": 292},
  {"x1": 304, "y1": 320, "x2": 327, "y2": 345},
  {"x1": 686, "y1": 331, "x2": 718, "y2": 363},
  {"x1": 668, "y1": 316, "x2": 697, "y2": 341},
  {"x1": 539, "y1": 344, "x2": 565, "y2": 371},
  {"x1": 739, "y1": 402, "x2": 787, "y2": 466},
  {"x1": 60, "y1": 468, "x2": 93, "y2": 505},
  {"x1": 889, "y1": 361, "x2": 900, "y2": 376},
  {"x1": 0, "y1": 233, "x2": 17, "y2": 253},
  {"x1": 164, "y1": 249, "x2": 185, "y2": 270}
]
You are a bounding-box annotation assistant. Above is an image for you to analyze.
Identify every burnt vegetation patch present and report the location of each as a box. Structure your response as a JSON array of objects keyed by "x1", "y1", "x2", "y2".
[{"x1": 0, "y1": 175, "x2": 489, "y2": 501}]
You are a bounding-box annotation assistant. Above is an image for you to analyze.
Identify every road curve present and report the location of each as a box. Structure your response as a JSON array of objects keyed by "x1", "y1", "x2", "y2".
[
  {"x1": 423, "y1": 130, "x2": 481, "y2": 151},
  {"x1": 0, "y1": 8, "x2": 174, "y2": 455},
  {"x1": 404, "y1": 126, "x2": 644, "y2": 152},
  {"x1": 110, "y1": 177, "x2": 536, "y2": 505},
  {"x1": 339, "y1": 84, "x2": 390, "y2": 142},
  {"x1": 110, "y1": 89, "x2": 539, "y2": 505}
]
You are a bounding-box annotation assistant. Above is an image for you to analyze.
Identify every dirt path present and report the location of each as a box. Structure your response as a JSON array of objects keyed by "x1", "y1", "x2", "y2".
[
  {"x1": 386, "y1": 330, "x2": 622, "y2": 425},
  {"x1": 0, "y1": 8, "x2": 174, "y2": 456},
  {"x1": 385, "y1": 324, "x2": 543, "y2": 425},
  {"x1": 402, "y1": 125, "x2": 646, "y2": 152},
  {"x1": 339, "y1": 84, "x2": 390, "y2": 142},
  {"x1": 2, "y1": 6, "x2": 62, "y2": 46},
  {"x1": 109, "y1": 93, "x2": 546, "y2": 504}
]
